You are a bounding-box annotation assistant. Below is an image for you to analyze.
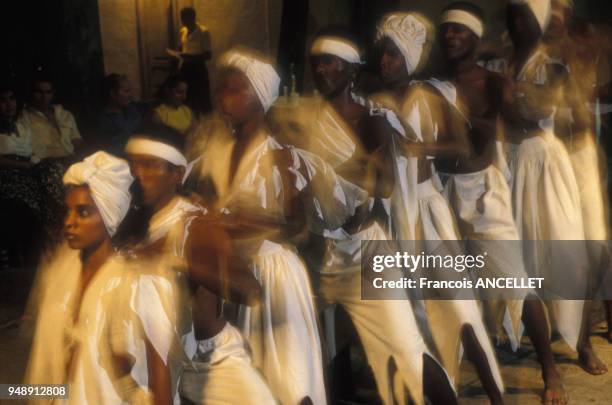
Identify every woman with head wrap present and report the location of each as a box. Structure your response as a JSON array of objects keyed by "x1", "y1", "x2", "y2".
[
  {"x1": 374, "y1": 11, "x2": 506, "y2": 404},
  {"x1": 304, "y1": 28, "x2": 458, "y2": 405},
  {"x1": 187, "y1": 47, "x2": 327, "y2": 404},
  {"x1": 488, "y1": 0, "x2": 607, "y2": 379},
  {"x1": 23, "y1": 151, "x2": 175, "y2": 404}
]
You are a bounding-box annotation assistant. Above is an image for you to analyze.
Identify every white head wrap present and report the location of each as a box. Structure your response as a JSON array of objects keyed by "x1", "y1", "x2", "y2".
[
  {"x1": 510, "y1": 0, "x2": 552, "y2": 33},
  {"x1": 310, "y1": 36, "x2": 362, "y2": 64},
  {"x1": 63, "y1": 151, "x2": 133, "y2": 236},
  {"x1": 376, "y1": 13, "x2": 429, "y2": 75},
  {"x1": 440, "y1": 9, "x2": 484, "y2": 38},
  {"x1": 219, "y1": 49, "x2": 280, "y2": 112}
]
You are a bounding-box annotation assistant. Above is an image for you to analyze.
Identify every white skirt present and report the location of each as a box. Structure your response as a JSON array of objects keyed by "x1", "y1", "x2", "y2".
[
  {"x1": 442, "y1": 166, "x2": 528, "y2": 350},
  {"x1": 417, "y1": 179, "x2": 504, "y2": 393},
  {"x1": 238, "y1": 240, "x2": 326, "y2": 405},
  {"x1": 506, "y1": 132, "x2": 587, "y2": 349},
  {"x1": 180, "y1": 323, "x2": 276, "y2": 404},
  {"x1": 320, "y1": 222, "x2": 437, "y2": 405}
]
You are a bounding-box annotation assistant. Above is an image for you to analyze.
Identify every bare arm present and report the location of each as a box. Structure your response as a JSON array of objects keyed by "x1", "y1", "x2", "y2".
[
  {"x1": 186, "y1": 217, "x2": 261, "y2": 306},
  {"x1": 146, "y1": 339, "x2": 172, "y2": 405}
]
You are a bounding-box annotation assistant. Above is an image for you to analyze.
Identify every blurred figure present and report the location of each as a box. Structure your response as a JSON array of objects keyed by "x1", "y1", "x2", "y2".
[
  {"x1": 437, "y1": 2, "x2": 575, "y2": 403},
  {"x1": 123, "y1": 123, "x2": 274, "y2": 405},
  {"x1": 487, "y1": 0, "x2": 606, "y2": 378},
  {"x1": 190, "y1": 48, "x2": 327, "y2": 404},
  {"x1": 24, "y1": 152, "x2": 172, "y2": 404},
  {"x1": 374, "y1": 11, "x2": 504, "y2": 405},
  {"x1": 307, "y1": 28, "x2": 457, "y2": 405},
  {"x1": 153, "y1": 75, "x2": 195, "y2": 135},
  {"x1": 170, "y1": 7, "x2": 212, "y2": 115},
  {"x1": 95, "y1": 74, "x2": 148, "y2": 156},
  {"x1": 23, "y1": 72, "x2": 83, "y2": 160}
]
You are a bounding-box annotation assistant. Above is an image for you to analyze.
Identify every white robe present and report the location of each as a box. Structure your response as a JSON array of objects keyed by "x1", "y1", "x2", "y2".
[
  {"x1": 25, "y1": 246, "x2": 141, "y2": 405},
  {"x1": 372, "y1": 89, "x2": 503, "y2": 392},
  {"x1": 195, "y1": 129, "x2": 327, "y2": 405}
]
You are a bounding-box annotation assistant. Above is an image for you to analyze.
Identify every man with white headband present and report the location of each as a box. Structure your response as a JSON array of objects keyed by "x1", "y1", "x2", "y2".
[
  {"x1": 188, "y1": 47, "x2": 328, "y2": 405},
  {"x1": 124, "y1": 123, "x2": 276, "y2": 404},
  {"x1": 374, "y1": 11, "x2": 506, "y2": 405},
  {"x1": 24, "y1": 151, "x2": 173, "y2": 404},
  {"x1": 441, "y1": 2, "x2": 587, "y2": 404},
  {"x1": 306, "y1": 27, "x2": 458, "y2": 405}
]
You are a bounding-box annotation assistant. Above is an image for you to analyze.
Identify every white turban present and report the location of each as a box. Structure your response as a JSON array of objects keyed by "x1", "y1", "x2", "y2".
[
  {"x1": 219, "y1": 49, "x2": 280, "y2": 112},
  {"x1": 510, "y1": 0, "x2": 552, "y2": 33},
  {"x1": 440, "y1": 9, "x2": 484, "y2": 38},
  {"x1": 376, "y1": 13, "x2": 429, "y2": 75},
  {"x1": 310, "y1": 36, "x2": 362, "y2": 64},
  {"x1": 63, "y1": 151, "x2": 133, "y2": 236}
]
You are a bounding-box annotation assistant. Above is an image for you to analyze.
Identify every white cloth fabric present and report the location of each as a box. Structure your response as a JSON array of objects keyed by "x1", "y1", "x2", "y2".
[
  {"x1": 504, "y1": 132, "x2": 586, "y2": 349},
  {"x1": 416, "y1": 179, "x2": 504, "y2": 392},
  {"x1": 125, "y1": 137, "x2": 187, "y2": 167},
  {"x1": 320, "y1": 222, "x2": 432, "y2": 405},
  {"x1": 180, "y1": 323, "x2": 276, "y2": 404},
  {"x1": 376, "y1": 13, "x2": 428, "y2": 75},
  {"x1": 310, "y1": 36, "x2": 362, "y2": 64},
  {"x1": 569, "y1": 134, "x2": 608, "y2": 241},
  {"x1": 442, "y1": 165, "x2": 528, "y2": 350},
  {"x1": 24, "y1": 105, "x2": 81, "y2": 159},
  {"x1": 440, "y1": 9, "x2": 484, "y2": 38},
  {"x1": 25, "y1": 246, "x2": 135, "y2": 405},
  {"x1": 63, "y1": 151, "x2": 134, "y2": 236},
  {"x1": 219, "y1": 49, "x2": 280, "y2": 112},
  {"x1": 194, "y1": 128, "x2": 327, "y2": 404},
  {"x1": 0, "y1": 115, "x2": 34, "y2": 159},
  {"x1": 509, "y1": 0, "x2": 552, "y2": 33}
]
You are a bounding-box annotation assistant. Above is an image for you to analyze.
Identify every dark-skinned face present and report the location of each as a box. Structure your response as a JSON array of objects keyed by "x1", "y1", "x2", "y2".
[
  {"x1": 110, "y1": 78, "x2": 132, "y2": 109},
  {"x1": 0, "y1": 90, "x2": 17, "y2": 119},
  {"x1": 440, "y1": 22, "x2": 479, "y2": 61},
  {"x1": 215, "y1": 70, "x2": 262, "y2": 126},
  {"x1": 507, "y1": 4, "x2": 542, "y2": 49},
  {"x1": 128, "y1": 154, "x2": 182, "y2": 208},
  {"x1": 31, "y1": 81, "x2": 54, "y2": 111},
  {"x1": 310, "y1": 53, "x2": 355, "y2": 99},
  {"x1": 64, "y1": 185, "x2": 109, "y2": 250},
  {"x1": 379, "y1": 37, "x2": 409, "y2": 86}
]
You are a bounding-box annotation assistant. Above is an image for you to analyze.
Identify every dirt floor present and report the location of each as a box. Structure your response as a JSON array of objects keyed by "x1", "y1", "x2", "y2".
[{"x1": 1, "y1": 299, "x2": 611, "y2": 405}]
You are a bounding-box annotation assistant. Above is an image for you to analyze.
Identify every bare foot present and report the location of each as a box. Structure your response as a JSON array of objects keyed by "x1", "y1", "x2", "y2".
[
  {"x1": 578, "y1": 348, "x2": 608, "y2": 375},
  {"x1": 542, "y1": 370, "x2": 568, "y2": 405}
]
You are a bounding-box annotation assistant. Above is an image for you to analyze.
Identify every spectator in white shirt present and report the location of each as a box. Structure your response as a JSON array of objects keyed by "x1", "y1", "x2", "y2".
[
  {"x1": 23, "y1": 73, "x2": 84, "y2": 160},
  {"x1": 176, "y1": 7, "x2": 212, "y2": 114}
]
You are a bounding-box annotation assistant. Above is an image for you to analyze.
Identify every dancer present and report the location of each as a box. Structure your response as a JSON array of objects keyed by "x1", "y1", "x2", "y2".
[
  {"x1": 375, "y1": 12, "x2": 504, "y2": 404},
  {"x1": 189, "y1": 48, "x2": 326, "y2": 405}
]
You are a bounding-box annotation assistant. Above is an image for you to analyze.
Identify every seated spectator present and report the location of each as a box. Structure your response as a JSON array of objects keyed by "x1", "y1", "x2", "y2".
[
  {"x1": 152, "y1": 75, "x2": 195, "y2": 135},
  {"x1": 95, "y1": 74, "x2": 148, "y2": 156},
  {"x1": 22, "y1": 72, "x2": 84, "y2": 160},
  {"x1": 0, "y1": 81, "x2": 45, "y2": 302}
]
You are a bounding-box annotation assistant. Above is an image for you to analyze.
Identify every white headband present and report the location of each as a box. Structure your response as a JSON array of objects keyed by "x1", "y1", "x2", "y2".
[
  {"x1": 219, "y1": 49, "x2": 280, "y2": 112},
  {"x1": 440, "y1": 9, "x2": 484, "y2": 38},
  {"x1": 125, "y1": 137, "x2": 187, "y2": 167},
  {"x1": 63, "y1": 151, "x2": 133, "y2": 236},
  {"x1": 310, "y1": 37, "x2": 362, "y2": 64},
  {"x1": 510, "y1": 0, "x2": 552, "y2": 33},
  {"x1": 376, "y1": 13, "x2": 429, "y2": 75}
]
